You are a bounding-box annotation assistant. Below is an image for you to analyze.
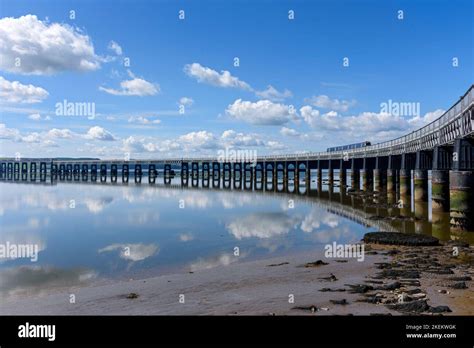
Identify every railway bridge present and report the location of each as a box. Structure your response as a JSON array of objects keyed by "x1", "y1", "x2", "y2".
[{"x1": 1, "y1": 85, "x2": 474, "y2": 230}]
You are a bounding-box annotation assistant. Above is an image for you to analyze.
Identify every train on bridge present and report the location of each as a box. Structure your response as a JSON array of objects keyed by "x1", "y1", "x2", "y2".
[{"x1": 327, "y1": 141, "x2": 371, "y2": 152}]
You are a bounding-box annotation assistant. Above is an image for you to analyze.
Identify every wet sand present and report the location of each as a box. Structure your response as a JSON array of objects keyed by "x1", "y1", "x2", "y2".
[{"x1": 1, "y1": 241, "x2": 472, "y2": 315}]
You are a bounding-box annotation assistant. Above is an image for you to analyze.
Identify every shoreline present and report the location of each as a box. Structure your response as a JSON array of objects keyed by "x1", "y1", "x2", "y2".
[{"x1": 1, "y1": 240, "x2": 472, "y2": 315}]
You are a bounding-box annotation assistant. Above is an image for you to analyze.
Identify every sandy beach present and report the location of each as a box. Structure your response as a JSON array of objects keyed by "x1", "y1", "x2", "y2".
[{"x1": 1, "y1": 240, "x2": 472, "y2": 316}]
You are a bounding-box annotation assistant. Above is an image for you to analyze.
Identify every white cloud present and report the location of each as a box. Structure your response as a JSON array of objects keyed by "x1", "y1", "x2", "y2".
[
  {"x1": 184, "y1": 63, "x2": 251, "y2": 90},
  {"x1": 408, "y1": 109, "x2": 445, "y2": 128},
  {"x1": 0, "y1": 124, "x2": 20, "y2": 140},
  {"x1": 28, "y1": 113, "x2": 41, "y2": 121},
  {"x1": 84, "y1": 126, "x2": 117, "y2": 141},
  {"x1": 100, "y1": 70, "x2": 159, "y2": 96},
  {"x1": 304, "y1": 95, "x2": 356, "y2": 112},
  {"x1": 107, "y1": 40, "x2": 122, "y2": 55},
  {"x1": 179, "y1": 130, "x2": 217, "y2": 149},
  {"x1": 255, "y1": 85, "x2": 292, "y2": 101},
  {"x1": 0, "y1": 15, "x2": 100, "y2": 75},
  {"x1": 0, "y1": 76, "x2": 49, "y2": 103},
  {"x1": 47, "y1": 128, "x2": 74, "y2": 139},
  {"x1": 122, "y1": 136, "x2": 180, "y2": 153},
  {"x1": 266, "y1": 140, "x2": 285, "y2": 149},
  {"x1": 179, "y1": 97, "x2": 194, "y2": 107},
  {"x1": 226, "y1": 99, "x2": 295, "y2": 125},
  {"x1": 298, "y1": 105, "x2": 446, "y2": 144},
  {"x1": 128, "y1": 116, "x2": 161, "y2": 124},
  {"x1": 280, "y1": 127, "x2": 300, "y2": 137},
  {"x1": 220, "y1": 129, "x2": 264, "y2": 146},
  {"x1": 20, "y1": 132, "x2": 41, "y2": 143}
]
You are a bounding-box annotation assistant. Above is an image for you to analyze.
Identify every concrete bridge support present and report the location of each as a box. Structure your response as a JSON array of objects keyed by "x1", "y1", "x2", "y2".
[
  {"x1": 431, "y1": 146, "x2": 451, "y2": 212},
  {"x1": 317, "y1": 160, "x2": 323, "y2": 187},
  {"x1": 431, "y1": 148, "x2": 451, "y2": 240},
  {"x1": 373, "y1": 156, "x2": 387, "y2": 192},
  {"x1": 414, "y1": 151, "x2": 431, "y2": 202},
  {"x1": 305, "y1": 161, "x2": 311, "y2": 189},
  {"x1": 339, "y1": 159, "x2": 347, "y2": 187},
  {"x1": 399, "y1": 153, "x2": 415, "y2": 197},
  {"x1": 328, "y1": 160, "x2": 334, "y2": 186},
  {"x1": 386, "y1": 155, "x2": 398, "y2": 194},
  {"x1": 449, "y1": 139, "x2": 474, "y2": 232},
  {"x1": 350, "y1": 158, "x2": 360, "y2": 190},
  {"x1": 361, "y1": 157, "x2": 374, "y2": 191}
]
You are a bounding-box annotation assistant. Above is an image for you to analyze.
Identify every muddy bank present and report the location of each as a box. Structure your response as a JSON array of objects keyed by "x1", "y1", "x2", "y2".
[{"x1": 0, "y1": 236, "x2": 472, "y2": 315}]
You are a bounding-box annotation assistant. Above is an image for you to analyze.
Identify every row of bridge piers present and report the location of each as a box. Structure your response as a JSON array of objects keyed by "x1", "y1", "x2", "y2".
[{"x1": 1, "y1": 140, "x2": 473, "y2": 231}]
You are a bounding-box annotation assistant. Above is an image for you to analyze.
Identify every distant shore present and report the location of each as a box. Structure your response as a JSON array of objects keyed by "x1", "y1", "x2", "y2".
[{"x1": 1, "y1": 240, "x2": 472, "y2": 316}]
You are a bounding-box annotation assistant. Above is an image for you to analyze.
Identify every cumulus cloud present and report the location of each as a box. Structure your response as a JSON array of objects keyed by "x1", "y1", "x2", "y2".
[
  {"x1": 300, "y1": 106, "x2": 391, "y2": 133},
  {"x1": 179, "y1": 130, "x2": 217, "y2": 149},
  {"x1": 226, "y1": 99, "x2": 295, "y2": 125},
  {"x1": 408, "y1": 109, "x2": 445, "y2": 128},
  {"x1": 27, "y1": 113, "x2": 50, "y2": 121},
  {"x1": 280, "y1": 127, "x2": 300, "y2": 137},
  {"x1": 304, "y1": 95, "x2": 356, "y2": 112},
  {"x1": 184, "y1": 63, "x2": 251, "y2": 90},
  {"x1": 20, "y1": 132, "x2": 41, "y2": 143},
  {"x1": 84, "y1": 126, "x2": 117, "y2": 141},
  {"x1": 298, "y1": 105, "x2": 446, "y2": 144},
  {"x1": 122, "y1": 136, "x2": 180, "y2": 153},
  {"x1": 128, "y1": 116, "x2": 161, "y2": 125},
  {"x1": 107, "y1": 40, "x2": 123, "y2": 55},
  {"x1": 179, "y1": 97, "x2": 194, "y2": 107},
  {"x1": 0, "y1": 123, "x2": 20, "y2": 140},
  {"x1": 255, "y1": 85, "x2": 292, "y2": 101},
  {"x1": 0, "y1": 15, "x2": 101, "y2": 75},
  {"x1": 99, "y1": 70, "x2": 159, "y2": 96},
  {"x1": 47, "y1": 128, "x2": 74, "y2": 139},
  {"x1": 28, "y1": 113, "x2": 41, "y2": 121},
  {"x1": 220, "y1": 129, "x2": 264, "y2": 147},
  {"x1": 0, "y1": 76, "x2": 49, "y2": 103}
]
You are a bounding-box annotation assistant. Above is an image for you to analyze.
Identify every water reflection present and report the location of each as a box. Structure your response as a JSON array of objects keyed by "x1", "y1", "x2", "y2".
[{"x1": 0, "y1": 172, "x2": 472, "y2": 301}]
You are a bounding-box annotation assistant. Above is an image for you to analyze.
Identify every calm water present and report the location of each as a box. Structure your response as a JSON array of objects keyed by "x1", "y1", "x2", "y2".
[{"x1": 0, "y1": 172, "x2": 470, "y2": 300}]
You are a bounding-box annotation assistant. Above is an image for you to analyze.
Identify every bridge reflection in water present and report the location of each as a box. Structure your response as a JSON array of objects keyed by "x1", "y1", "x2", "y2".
[
  {"x1": 1, "y1": 85, "x2": 473, "y2": 236},
  {"x1": 1, "y1": 168, "x2": 472, "y2": 245}
]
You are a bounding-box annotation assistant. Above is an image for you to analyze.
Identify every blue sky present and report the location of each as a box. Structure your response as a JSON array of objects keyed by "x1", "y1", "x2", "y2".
[{"x1": 0, "y1": 0, "x2": 472, "y2": 159}]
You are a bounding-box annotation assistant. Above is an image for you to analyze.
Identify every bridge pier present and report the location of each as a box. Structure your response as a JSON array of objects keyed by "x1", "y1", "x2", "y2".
[
  {"x1": 328, "y1": 160, "x2": 334, "y2": 186},
  {"x1": 449, "y1": 139, "x2": 474, "y2": 232},
  {"x1": 305, "y1": 161, "x2": 311, "y2": 189},
  {"x1": 432, "y1": 146, "x2": 451, "y2": 212},
  {"x1": 361, "y1": 158, "x2": 374, "y2": 191},
  {"x1": 414, "y1": 151, "x2": 431, "y2": 202},
  {"x1": 431, "y1": 149, "x2": 451, "y2": 241},
  {"x1": 350, "y1": 158, "x2": 360, "y2": 190},
  {"x1": 373, "y1": 156, "x2": 387, "y2": 192},
  {"x1": 317, "y1": 161, "x2": 322, "y2": 187},
  {"x1": 339, "y1": 159, "x2": 347, "y2": 187},
  {"x1": 386, "y1": 155, "x2": 398, "y2": 194},
  {"x1": 399, "y1": 153, "x2": 414, "y2": 198}
]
